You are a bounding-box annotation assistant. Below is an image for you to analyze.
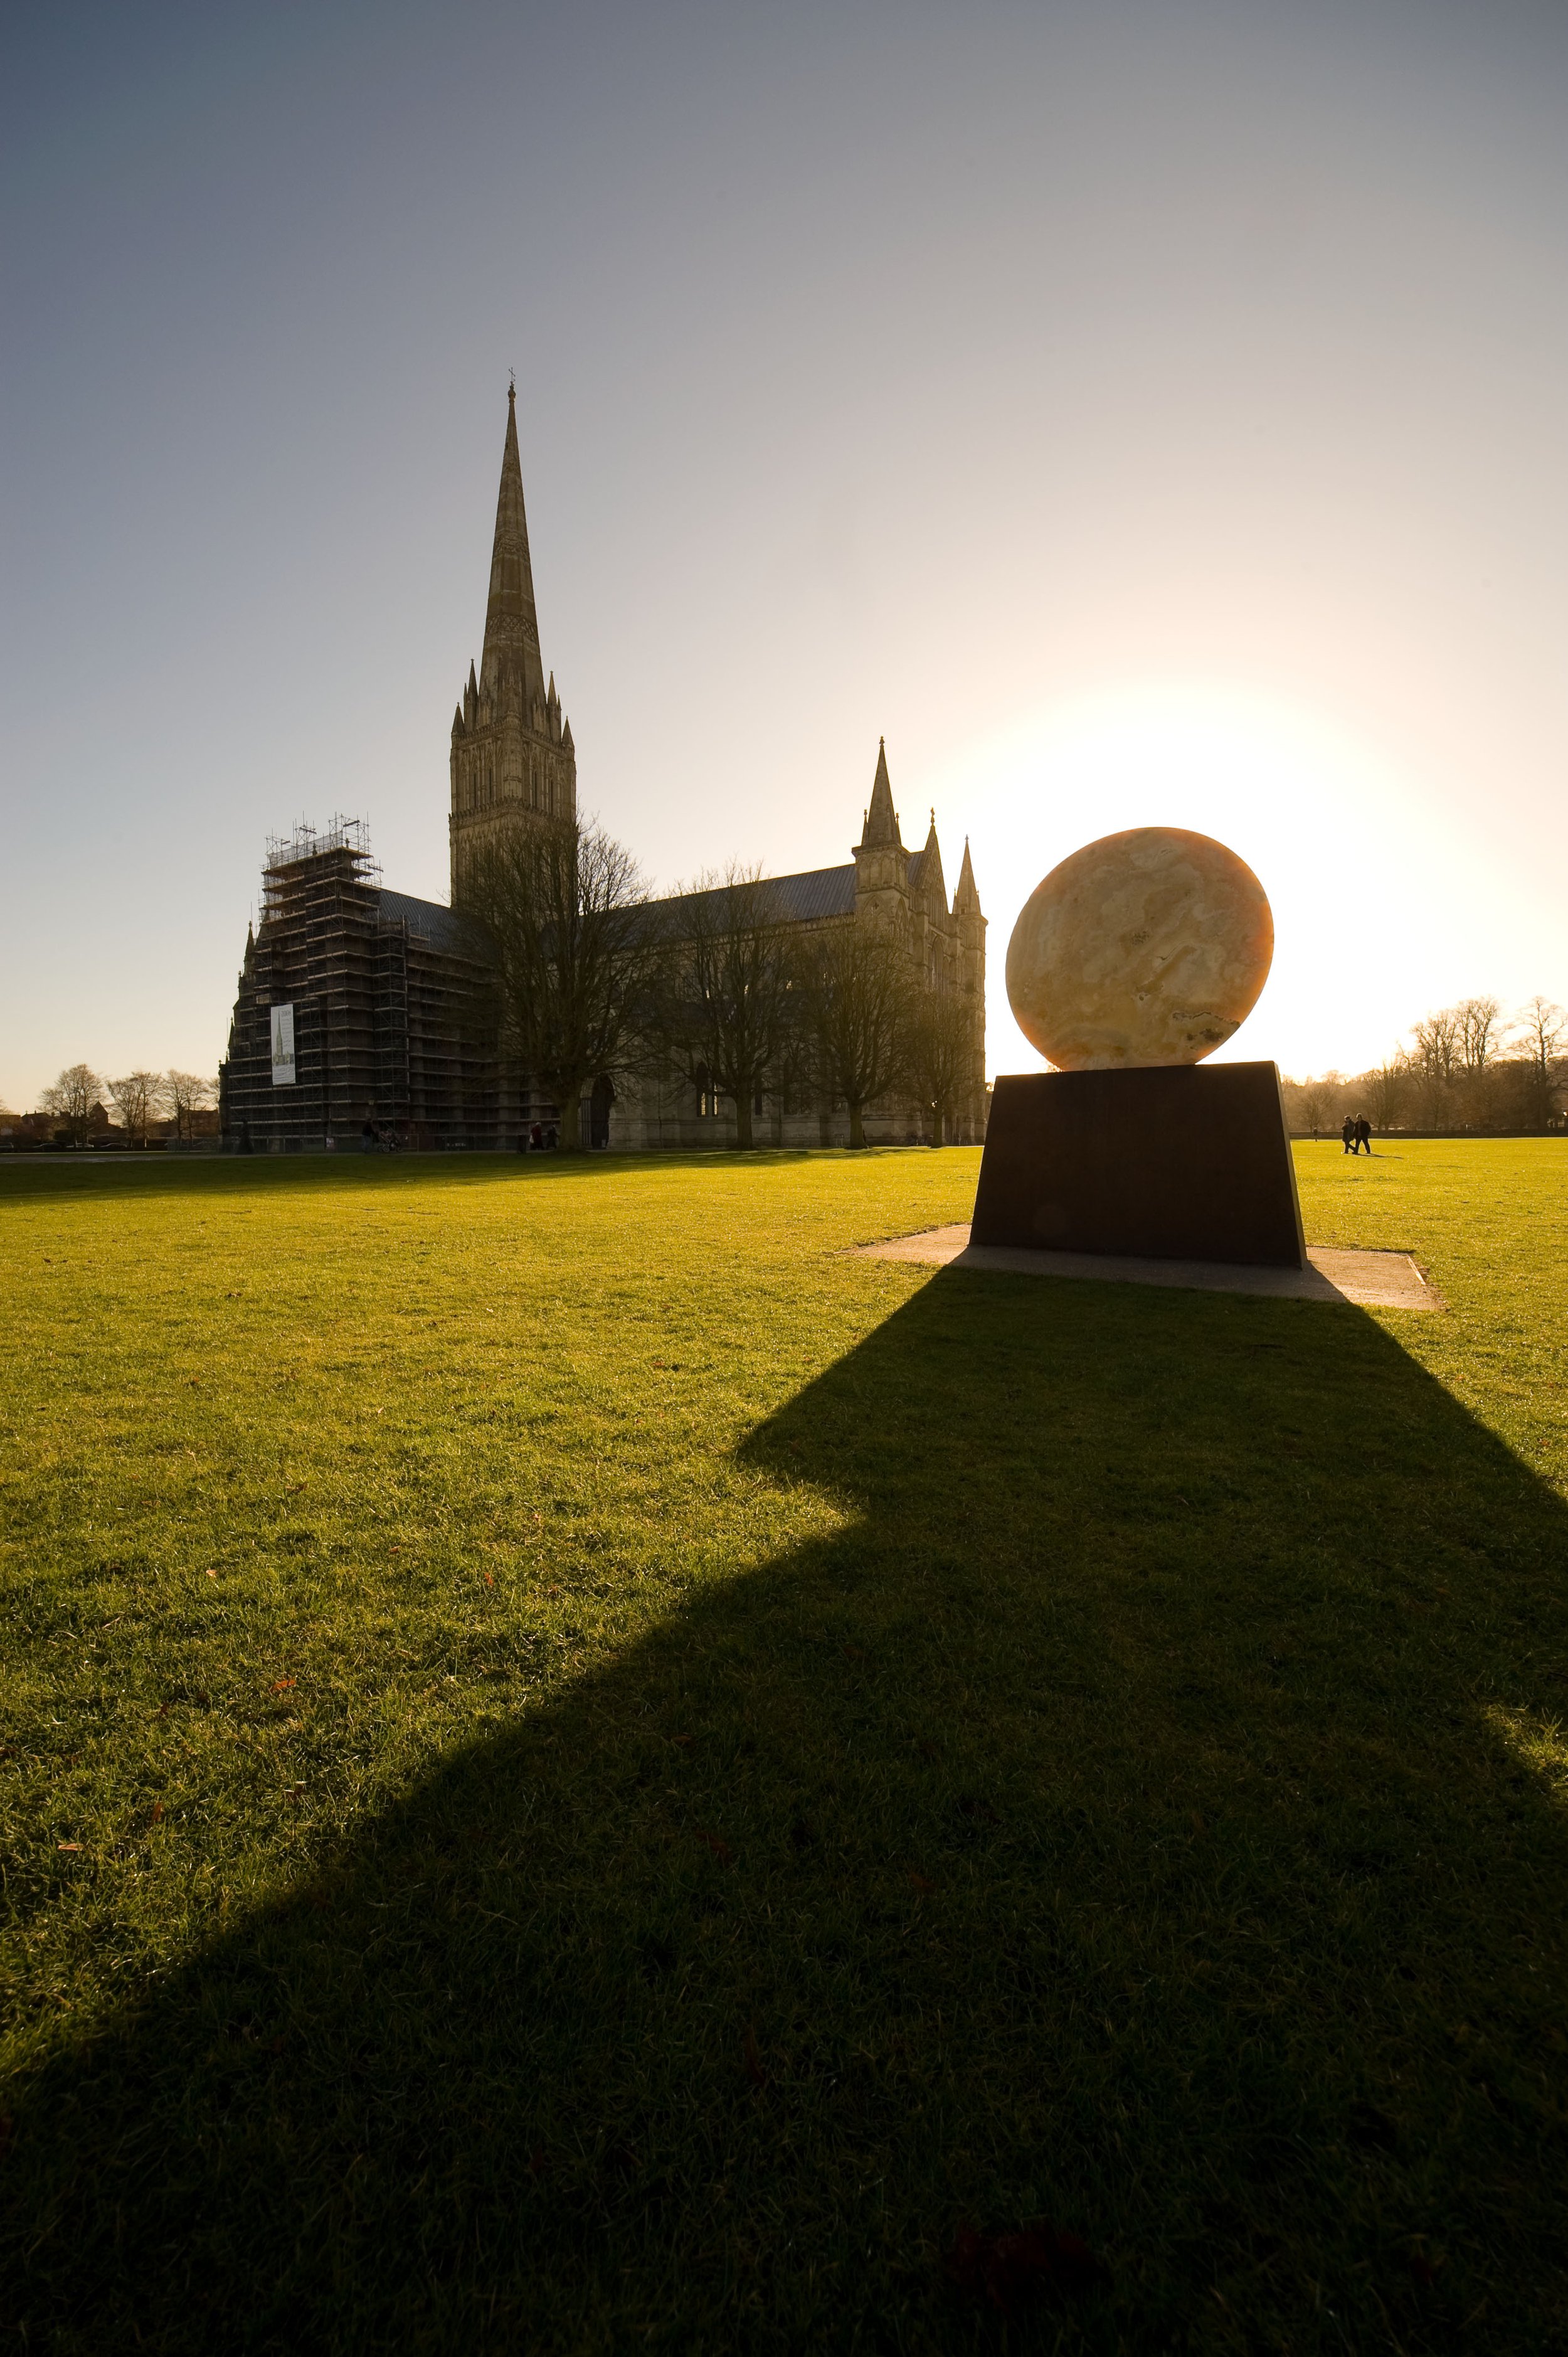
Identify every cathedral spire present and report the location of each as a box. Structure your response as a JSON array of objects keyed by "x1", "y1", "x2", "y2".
[
  {"x1": 480, "y1": 383, "x2": 546, "y2": 703},
  {"x1": 859, "y1": 737, "x2": 902, "y2": 850}
]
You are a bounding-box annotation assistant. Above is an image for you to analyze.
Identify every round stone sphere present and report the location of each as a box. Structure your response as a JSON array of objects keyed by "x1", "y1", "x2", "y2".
[{"x1": 1005, "y1": 826, "x2": 1273, "y2": 1070}]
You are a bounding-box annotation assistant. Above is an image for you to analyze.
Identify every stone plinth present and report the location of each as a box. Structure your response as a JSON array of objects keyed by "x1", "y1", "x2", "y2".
[{"x1": 972, "y1": 1063, "x2": 1305, "y2": 1269}]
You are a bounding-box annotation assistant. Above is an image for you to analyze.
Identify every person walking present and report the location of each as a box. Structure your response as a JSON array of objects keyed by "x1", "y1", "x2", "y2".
[
  {"x1": 1354, "y1": 1115, "x2": 1372, "y2": 1155},
  {"x1": 1342, "y1": 1115, "x2": 1356, "y2": 1154}
]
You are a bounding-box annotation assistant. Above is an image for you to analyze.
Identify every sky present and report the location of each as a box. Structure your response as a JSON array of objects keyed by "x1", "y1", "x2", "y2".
[{"x1": 3, "y1": 0, "x2": 1565, "y2": 1105}]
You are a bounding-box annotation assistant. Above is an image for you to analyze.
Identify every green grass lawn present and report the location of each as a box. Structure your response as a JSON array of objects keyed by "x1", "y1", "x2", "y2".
[{"x1": 2, "y1": 1140, "x2": 1565, "y2": 2353}]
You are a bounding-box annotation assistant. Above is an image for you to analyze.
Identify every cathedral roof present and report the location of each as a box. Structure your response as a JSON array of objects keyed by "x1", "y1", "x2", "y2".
[
  {"x1": 650, "y1": 863, "x2": 859, "y2": 928},
  {"x1": 377, "y1": 888, "x2": 485, "y2": 958},
  {"x1": 647, "y1": 850, "x2": 947, "y2": 934}
]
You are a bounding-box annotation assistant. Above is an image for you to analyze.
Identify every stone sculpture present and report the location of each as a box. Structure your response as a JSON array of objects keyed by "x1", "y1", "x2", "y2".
[
  {"x1": 972, "y1": 824, "x2": 1304, "y2": 1269},
  {"x1": 1004, "y1": 826, "x2": 1273, "y2": 1072}
]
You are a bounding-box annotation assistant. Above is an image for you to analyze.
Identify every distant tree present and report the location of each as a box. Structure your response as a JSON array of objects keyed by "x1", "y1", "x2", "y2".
[
  {"x1": 1411, "y1": 1009, "x2": 1460, "y2": 1126},
  {"x1": 1365, "y1": 1050, "x2": 1412, "y2": 1131},
  {"x1": 797, "y1": 925, "x2": 914, "y2": 1149},
  {"x1": 107, "y1": 1071, "x2": 165, "y2": 1146},
  {"x1": 1517, "y1": 997, "x2": 1565, "y2": 1083},
  {"x1": 653, "y1": 866, "x2": 798, "y2": 1148},
  {"x1": 166, "y1": 1071, "x2": 217, "y2": 1142},
  {"x1": 1295, "y1": 1079, "x2": 1333, "y2": 1133},
  {"x1": 1514, "y1": 997, "x2": 1566, "y2": 1131},
  {"x1": 467, "y1": 816, "x2": 657, "y2": 1149},
  {"x1": 1412, "y1": 1013, "x2": 1458, "y2": 1083},
  {"x1": 906, "y1": 987, "x2": 972, "y2": 1146},
  {"x1": 1456, "y1": 996, "x2": 1505, "y2": 1073},
  {"x1": 38, "y1": 1064, "x2": 102, "y2": 1148}
]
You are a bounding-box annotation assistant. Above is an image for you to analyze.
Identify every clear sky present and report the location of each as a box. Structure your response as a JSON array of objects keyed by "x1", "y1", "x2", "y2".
[{"x1": 3, "y1": 0, "x2": 1565, "y2": 1106}]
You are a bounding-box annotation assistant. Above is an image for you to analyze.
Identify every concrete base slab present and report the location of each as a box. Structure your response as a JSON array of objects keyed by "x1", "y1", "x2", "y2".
[{"x1": 855, "y1": 1225, "x2": 1445, "y2": 1311}]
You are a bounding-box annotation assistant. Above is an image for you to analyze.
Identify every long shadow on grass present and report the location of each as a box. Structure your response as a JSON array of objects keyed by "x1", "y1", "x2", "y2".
[{"x1": 8, "y1": 1273, "x2": 1568, "y2": 2354}]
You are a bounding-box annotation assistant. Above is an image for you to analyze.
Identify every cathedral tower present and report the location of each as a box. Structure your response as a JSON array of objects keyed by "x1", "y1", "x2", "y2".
[
  {"x1": 448, "y1": 385, "x2": 576, "y2": 902},
  {"x1": 852, "y1": 738, "x2": 911, "y2": 930}
]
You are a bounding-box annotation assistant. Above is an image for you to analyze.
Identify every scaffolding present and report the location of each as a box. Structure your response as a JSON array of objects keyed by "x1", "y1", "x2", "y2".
[{"x1": 219, "y1": 821, "x2": 501, "y2": 1151}]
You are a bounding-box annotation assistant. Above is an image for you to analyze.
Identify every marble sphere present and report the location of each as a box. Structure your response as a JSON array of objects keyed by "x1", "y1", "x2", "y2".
[{"x1": 1005, "y1": 826, "x2": 1273, "y2": 1070}]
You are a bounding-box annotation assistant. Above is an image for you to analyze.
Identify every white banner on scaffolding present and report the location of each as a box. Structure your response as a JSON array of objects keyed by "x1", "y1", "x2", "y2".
[{"x1": 270, "y1": 1003, "x2": 297, "y2": 1087}]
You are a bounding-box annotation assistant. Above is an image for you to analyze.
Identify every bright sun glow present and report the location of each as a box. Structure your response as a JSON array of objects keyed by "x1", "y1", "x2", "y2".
[{"x1": 923, "y1": 683, "x2": 1525, "y2": 1083}]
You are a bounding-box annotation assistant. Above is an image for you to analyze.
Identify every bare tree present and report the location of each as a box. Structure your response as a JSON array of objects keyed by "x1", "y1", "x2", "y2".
[
  {"x1": 1365, "y1": 1050, "x2": 1412, "y2": 1131},
  {"x1": 38, "y1": 1064, "x2": 102, "y2": 1148},
  {"x1": 1292, "y1": 1078, "x2": 1332, "y2": 1134},
  {"x1": 1517, "y1": 997, "x2": 1566, "y2": 1083},
  {"x1": 1410, "y1": 1009, "x2": 1459, "y2": 1125},
  {"x1": 1456, "y1": 996, "x2": 1505, "y2": 1073},
  {"x1": 106, "y1": 1071, "x2": 166, "y2": 1146},
  {"x1": 166, "y1": 1072, "x2": 217, "y2": 1142},
  {"x1": 797, "y1": 924, "x2": 914, "y2": 1149},
  {"x1": 653, "y1": 865, "x2": 798, "y2": 1147},
  {"x1": 906, "y1": 987, "x2": 973, "y2": 1145},
  {"x1": 1411, "y1": 1013, "x2": 1458, "y2": 1085},
  {"x1": 466, "y1": 816, "x2": 656, "y2": 1148},
  {"x1": 1511, "y1": 996, "x2": 1567, "y2": 1132}
]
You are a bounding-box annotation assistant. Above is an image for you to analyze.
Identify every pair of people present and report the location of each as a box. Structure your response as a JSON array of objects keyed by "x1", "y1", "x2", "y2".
[{"x1": 1341, "y1": 1115, "x2": 1373, "y2": 1155}]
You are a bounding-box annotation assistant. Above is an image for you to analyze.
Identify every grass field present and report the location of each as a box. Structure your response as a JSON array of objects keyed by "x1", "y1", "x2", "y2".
[{"x1": 2, "y1": 1139, "x2": 1565, "y2": 2353}]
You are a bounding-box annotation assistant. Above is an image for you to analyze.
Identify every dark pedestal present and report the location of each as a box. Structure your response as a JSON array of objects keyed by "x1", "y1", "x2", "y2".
[{"x1": 972, "y1": 1063, "x2": 1305, "y2": 1269}]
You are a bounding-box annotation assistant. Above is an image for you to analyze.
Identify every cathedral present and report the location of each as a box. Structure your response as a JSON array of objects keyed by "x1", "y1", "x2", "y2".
[{"x1": 220, "y1": 391, "x2": 985, "y2": 1151}]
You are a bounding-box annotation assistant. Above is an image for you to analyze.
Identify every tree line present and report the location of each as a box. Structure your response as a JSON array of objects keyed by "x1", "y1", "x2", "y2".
[
  {"x1": 465, "y1": 819, "x2": 978, "y2": 1148},
  {"x1": 1283, "y1": 995, "x2": 1567, "y2": 1135},
  {"x1": 8, "y1": 1067, "x2": 217, "y2": 1148}
]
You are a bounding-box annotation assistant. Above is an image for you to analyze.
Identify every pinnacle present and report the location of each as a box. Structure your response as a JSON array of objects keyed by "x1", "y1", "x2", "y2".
[
  {"x1": 859, "y1": 738, "x2": 902, "y2": 850},
  {"x1": 918, "y1": 812, "x2": 947, "y2": 910},
  {"x1": 955, "y1": 835, "x2": 982, "y2": 912}
]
